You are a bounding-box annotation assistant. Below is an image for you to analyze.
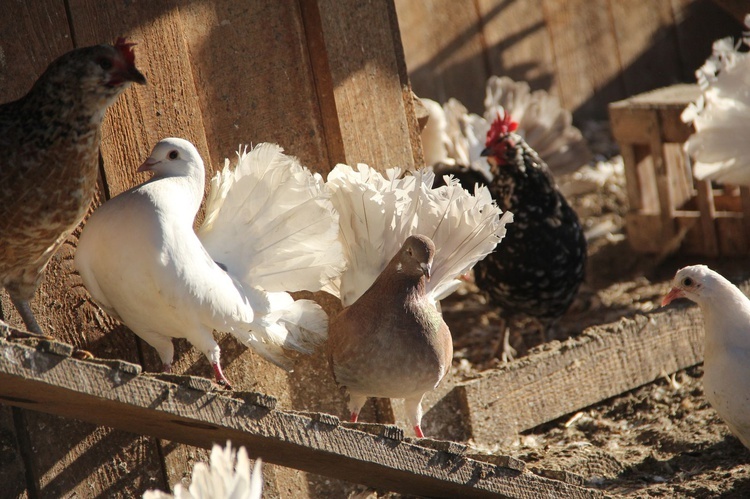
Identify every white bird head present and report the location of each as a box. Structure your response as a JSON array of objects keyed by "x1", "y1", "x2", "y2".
[
  {"x1": 662, "y1": 264, "x2": 721, "y2": 307},
  {"x1": 139, "y1": 137, "x2": 205, "y2": 180}
]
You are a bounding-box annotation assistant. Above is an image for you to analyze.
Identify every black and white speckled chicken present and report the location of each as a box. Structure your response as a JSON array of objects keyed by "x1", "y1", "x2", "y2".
[{"x1": 475, "y1": 112, "x2": 587, "y2": 361}]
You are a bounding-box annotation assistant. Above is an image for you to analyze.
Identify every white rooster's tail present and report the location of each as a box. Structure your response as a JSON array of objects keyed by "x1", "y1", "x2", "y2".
[
  {"x1": 198, "y1": 143, "x2": 344, "y2": 369},
  {"x1": 326, "y1": 163, "x2": 512, "y2": 307},
  {"x1": 682, "y1": 15, "x2": 750, "y2": 186}
]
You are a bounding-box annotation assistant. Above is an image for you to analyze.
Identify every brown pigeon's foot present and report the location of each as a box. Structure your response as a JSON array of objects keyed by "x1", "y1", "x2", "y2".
[
  {"x1": 72, "y1": 349, "x2": 94, "y2": 360},
  {"x1": 162, "y1": 363, "x2": 172, "y2": 374},
  {"x1": 498, "y1": 326, "x2": 516, "y2": 363},
  {"x1": 10, "y1": 297, "x2": 47, "y2": 337},
  {"x1": 212, "y1": 362, "x2": 232, "y2": 390},
  {"x1": 350, "y1": 412, "x2": 359, "y2": 423},
  {"x1": 414, "y1": 425, "x2": 425, "y2": 438}
]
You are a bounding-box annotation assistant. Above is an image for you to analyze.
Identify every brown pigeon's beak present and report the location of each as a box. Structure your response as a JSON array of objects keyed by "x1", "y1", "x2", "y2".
[
  {"x1": 661, "y1": 287, "x2": 684, "y2": 307},
  {"x1": 137, "y1": 158, "x2": 158, "y2": 173},
  {"x1": 422, "y1": 262, "x2": 432, "y2": 281}
]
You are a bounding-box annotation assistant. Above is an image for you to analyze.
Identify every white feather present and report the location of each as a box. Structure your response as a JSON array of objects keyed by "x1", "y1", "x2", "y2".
[
  {"x1": 683, "y1": 15, "x2": 750, "y2": 186},
  {"x1": 143, "y1": 442, "x2": 263, "y2": 499},
  {"x1": 325, "y1": 163, "x2": 511, "y2": 306}
]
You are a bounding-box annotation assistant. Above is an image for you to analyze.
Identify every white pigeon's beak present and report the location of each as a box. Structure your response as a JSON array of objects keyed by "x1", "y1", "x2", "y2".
[
  {"x1": 661, "y1": 286, "x2": 684, "y2": 307},
  {"x1": 137, "y1": 157, "x2": 159, "y2": 173}
]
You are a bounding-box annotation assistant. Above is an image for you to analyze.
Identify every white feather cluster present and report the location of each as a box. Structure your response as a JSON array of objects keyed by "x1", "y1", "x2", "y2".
[
  {"x1": 420, "y1": 76, "x2": 590, "y2": 177},
  {"x1": 198, "y1": 143, "x2": 345, "y2": 369},
  {"x1": 143, "y1": 442, "x2": 262, "y2": 499},
  {"x1": 325, "y1": 163, "x2": 512, "y2": 307},
  {"x1": 682, "y1": 15, "x2": 750, "y2": 186}
]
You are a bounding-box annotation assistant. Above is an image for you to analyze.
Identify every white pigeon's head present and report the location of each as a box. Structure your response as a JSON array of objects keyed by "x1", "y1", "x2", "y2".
[
  {"x1": 138, "y1": 137, "x2": 204, "y2": 180},
  {"x1": 662, "y1": 264, "x2": 721, "y2": 307}
]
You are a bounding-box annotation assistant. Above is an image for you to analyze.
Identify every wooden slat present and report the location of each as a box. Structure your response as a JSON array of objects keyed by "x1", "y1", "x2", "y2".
[
  {"x1": 454, "y1": 303, "x2": 705, "y2": 445},
  {"x1": 310, "y1": 0, "x2": 421, "y2": 170},
  {"x1": 695, "y1": 180, "x2": 719, "y2": 257},
  {"x1": 395, "y1": 0, "x2": 489, "y2": 113},
  {"x1": 478, "y1": 0, "x2": 558, "y2": 98},
  {"x1": 0, "y1": 340, "x2": 604, "y2": 499},
  {"x1": 540, "y1": 0, "x2": 624, "y2": 120}
]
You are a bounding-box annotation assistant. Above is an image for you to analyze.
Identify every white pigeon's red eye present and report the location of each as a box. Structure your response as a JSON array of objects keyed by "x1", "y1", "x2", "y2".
[{"x1": 168, "y1": 150, "x2": 178, "y2": 160}]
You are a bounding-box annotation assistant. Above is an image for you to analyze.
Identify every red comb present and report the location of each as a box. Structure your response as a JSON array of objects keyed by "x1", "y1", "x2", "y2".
[
  {"x1": 486, "y1": 110, "x2": 518, "y2": 144},
  {"x1": 114, "y1": 37, "x2": 137, "y2": 66}
]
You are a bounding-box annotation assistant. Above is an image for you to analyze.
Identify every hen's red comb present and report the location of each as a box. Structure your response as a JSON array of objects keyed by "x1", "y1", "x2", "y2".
[
  {"x1": 486, "y1": 111, "x2": 518, "y2": 143},
  {"x1": 114, "y1": 37, "x2": 137, "y2": 66}
]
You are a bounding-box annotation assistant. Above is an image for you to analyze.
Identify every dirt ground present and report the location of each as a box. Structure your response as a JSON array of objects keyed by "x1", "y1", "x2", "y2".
[{"x1": 433, "y1": 123, "x2": 750, "y2": 498}]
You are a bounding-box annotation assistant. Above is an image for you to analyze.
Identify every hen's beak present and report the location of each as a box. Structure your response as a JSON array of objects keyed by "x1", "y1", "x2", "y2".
[
  {"x1": 661, "y1": 287, "x2": 684, "y2": 307},
  {"x1": 480, "y1": 147, "x2": 492, "y2": 157}
]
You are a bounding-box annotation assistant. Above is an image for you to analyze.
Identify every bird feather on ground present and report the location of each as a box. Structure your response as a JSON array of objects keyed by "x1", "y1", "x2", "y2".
[
  {"x1": 682, "y1": 14, "x2": 750, "y2": 186},
  {"x1": 325, "y1": 163, "x2": 511, "y2": 436},
  {"x1": 0, "y1": 38, "x2": 145, "y2": 338},
  {"x1": 75, "y1": 139, "x2": 343, "y2": 387},
  {"x1": 662, "y1": 265, "x2": 750, "y2": 449}
]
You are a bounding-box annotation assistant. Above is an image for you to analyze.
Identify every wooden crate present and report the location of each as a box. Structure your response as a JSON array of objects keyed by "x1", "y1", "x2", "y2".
[{"x1": 610, "y1": 83, "x2": 750, "y2": 257}]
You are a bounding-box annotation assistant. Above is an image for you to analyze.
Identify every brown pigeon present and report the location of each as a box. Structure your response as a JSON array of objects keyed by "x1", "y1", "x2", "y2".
[
  {"x1": 0, "y1": 38, "x2": 146, "y2": 336},
  {"x1": 327, "y1": 235, "x2": 453, "y2": 438}
]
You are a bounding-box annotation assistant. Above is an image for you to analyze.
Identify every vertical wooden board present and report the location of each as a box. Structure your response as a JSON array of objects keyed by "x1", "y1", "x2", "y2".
[
  {"x1": 177, "y1": 0, "x2": 331, "y2": 172},
  {"x1": 394, "y1": 0, "x2": 489, "y2": 113},
  {"x1": 0, "y1": 407, "x2": 29, "y2": 498},
  {"x1": 313, "y1": 0, "x2": 419, "y2": 170},
  {"x1": 610, "y1": 0, "x2": 684, "y2": 97},
  {"x1": 541, "y1": 0, "x2": 625, "y2": 120},
  {"x1": 478, "y1": 0, "x2": 558, "y2": 98}
]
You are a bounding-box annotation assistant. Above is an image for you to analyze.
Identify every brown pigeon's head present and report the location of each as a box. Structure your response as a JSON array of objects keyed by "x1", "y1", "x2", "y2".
[
  {"x1": 395, "y1": 235, "x2": 435, "y2": 281},
  {"x1": 35, "y1": 38, "x2": 146, "y2": 105}
]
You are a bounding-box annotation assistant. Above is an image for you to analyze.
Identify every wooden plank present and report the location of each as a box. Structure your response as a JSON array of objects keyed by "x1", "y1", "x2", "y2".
[
  {"x1": 454, "y1": 303, "x2": 706, "y2": 445},
  {"x1": 0, "y1": 340, "x2": 604, "y2": 499},
  {"x1": 395, "y1": 0, "x2": 489, "y2": 113},
  {"x1": 478, "y1": 0, "x2": 558, "y2": 98},
  {"x1": 695, "y1": 180, "x2": 719, "y2": 257},
  {"x1": 309, "y1": 0, "x2": 421, "y2": 170},
  {"x1": 610, "y1": 0, "x2": 684, "y2": 97},
  {"x1": 541, "y1": 0, "x2": 624, "y2": 120}
]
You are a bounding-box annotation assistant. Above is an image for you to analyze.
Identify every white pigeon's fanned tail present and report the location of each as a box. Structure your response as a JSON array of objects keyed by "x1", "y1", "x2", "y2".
[
  {"x1": 682, "y1": 16, "x2": 750, "y2": 186},
  {"x1": 198, "y1": 143, "x2": 342, "y2": 368},
  {"x1": 199, "y1": 143, "x2": 345, "y2": 293},
  {"x1": 326, "y1": 163, "x2": 511, "y2": 306}
]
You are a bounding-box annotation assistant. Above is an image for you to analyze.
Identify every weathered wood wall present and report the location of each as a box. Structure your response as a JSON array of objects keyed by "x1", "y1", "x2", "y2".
[
  {"x1": 395, "y1": 0, "x2": 743, "y2": 122},
  {"x1": 0, "y1": 0, "x2": 421, "y2": 497}
]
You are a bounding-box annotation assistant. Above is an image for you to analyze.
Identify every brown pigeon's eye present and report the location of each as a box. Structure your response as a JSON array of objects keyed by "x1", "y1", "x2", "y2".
[
  {"x1": 168, "y1": 150, "x2": 179, "y2": 160},
  {"x1": 98, "y1": 58, "x2": 113, "y2": 71},
  {"x1": 682, "y1": 277, "x2": 694, "y2": 287}
]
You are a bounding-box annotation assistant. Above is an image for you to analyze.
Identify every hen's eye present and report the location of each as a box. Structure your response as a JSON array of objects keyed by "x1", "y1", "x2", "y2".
[
  {"x1": 98, "y1": 59, "x2": 113, "y2": 71},
  {"x1": 682, "y1": 277, "x2": 694, "y2": 287},
  {"x1": 168, "y1": 150, "x2": 179, "y2": 160}
]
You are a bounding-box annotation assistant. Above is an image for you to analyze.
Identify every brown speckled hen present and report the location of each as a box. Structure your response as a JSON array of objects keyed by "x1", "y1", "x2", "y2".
[
  {"x1": 477, "y1": 112, "x2": 587, "y2": 361},
  {"x1": 0, "y1": 39, "x2": 146, "y2": 336},
  {"x1": 327, "y1": 235, "x2": 453, "y2": 438}
]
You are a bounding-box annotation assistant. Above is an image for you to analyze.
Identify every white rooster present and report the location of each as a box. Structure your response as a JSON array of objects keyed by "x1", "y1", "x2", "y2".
[
  {"x1": 75, "y1": 139, "x2": 344, "y2": 387},
  {"x1": 682, "y1": 14, "x2": 750, "y2": 186},
  {"x1": 421, "y1": 75, "x2": 591, "y2": 182},
  {"x1": 143, "y1": 442, "x2": 262, "y2": 499}
]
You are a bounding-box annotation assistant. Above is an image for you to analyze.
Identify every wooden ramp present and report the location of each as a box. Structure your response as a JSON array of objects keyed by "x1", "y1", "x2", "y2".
[{"x1": 0, "y1": 332, "x2": 604, "y2": 499}]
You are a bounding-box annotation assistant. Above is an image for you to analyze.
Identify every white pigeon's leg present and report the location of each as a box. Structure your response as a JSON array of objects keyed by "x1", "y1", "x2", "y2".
[
  {"x1": 191, "y1": 332, "x2": 232, "y2": 389},
  {"x1": 404, "y1": 394, "x2": 425, "y2": 438},
  {"x1": 500, "y1": 325, "x2": 516, "y2": 363},
  {"x1": 138, "y1": 330, "x2": 175, "y2": 372},
  {"x1": 347, "y1": 393, "x2": 368, "y2": 423}
]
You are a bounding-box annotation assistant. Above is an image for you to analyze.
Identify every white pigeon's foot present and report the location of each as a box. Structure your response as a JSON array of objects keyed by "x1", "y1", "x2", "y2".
[
  {"x1": 414, "y1": 425, "x2": 425, "y2": 438},
  {"x1": 212, "y1": 362, "x2": 232, "y2": 390},
  {"x1": 349, "y1": 412, "x2": 359, "y2": 423}
]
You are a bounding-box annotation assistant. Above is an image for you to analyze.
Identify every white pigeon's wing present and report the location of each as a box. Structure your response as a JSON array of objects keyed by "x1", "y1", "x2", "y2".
[
  {"x1": 683, "y1": 21, "x2": 750, "y2": 187},
  {"x1": 326, "y1": 163, "x2": 511, "y2": 306},
  {"x1": 198, "y1": 143, "x2": 344, "y2": 293}
]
